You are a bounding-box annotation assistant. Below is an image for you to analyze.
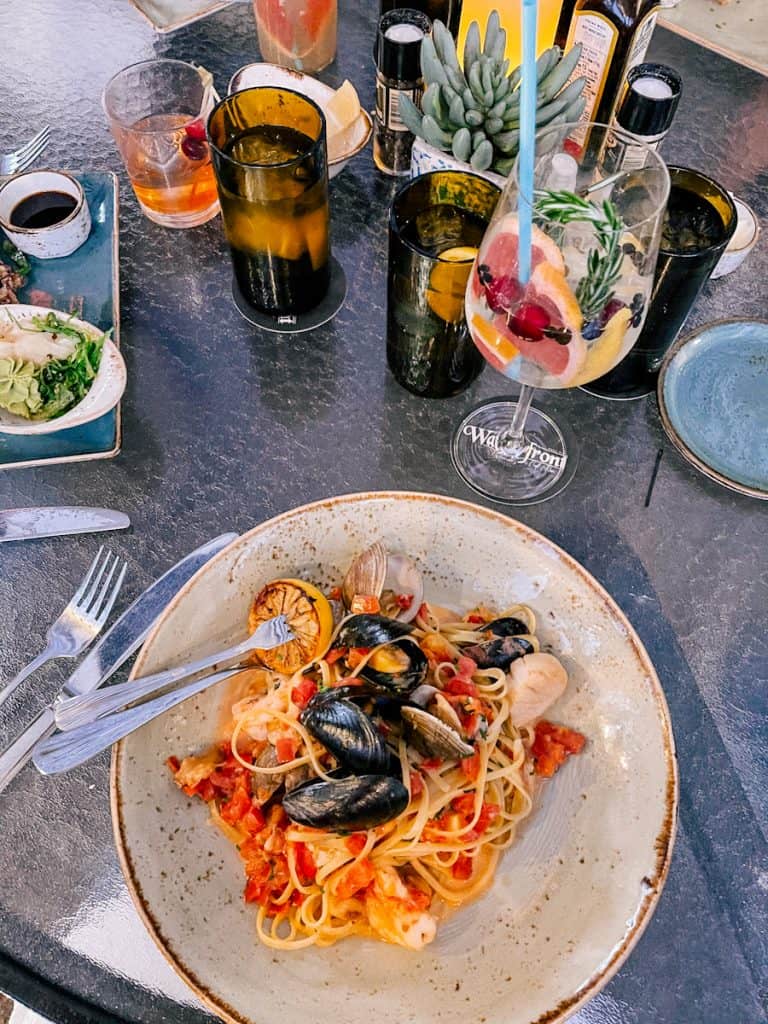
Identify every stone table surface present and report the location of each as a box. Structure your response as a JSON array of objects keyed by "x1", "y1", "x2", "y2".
[{"x1": 0, "y1": 3, "x2": 766, "y2": 1023}]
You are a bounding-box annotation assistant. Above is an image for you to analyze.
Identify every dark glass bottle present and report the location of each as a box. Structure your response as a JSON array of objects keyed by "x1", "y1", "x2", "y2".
[
  {"x1": 379, "y1": 0, "x2": 463, "y2": 39},
  {"x1": 557, "y1": 0, "x2": 677, "y2": 128}
]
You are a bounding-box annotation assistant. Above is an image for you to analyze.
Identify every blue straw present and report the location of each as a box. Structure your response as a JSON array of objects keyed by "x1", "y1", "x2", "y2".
[{"x1": 517, "y1": 0, "x2": 537, "y2": 285}]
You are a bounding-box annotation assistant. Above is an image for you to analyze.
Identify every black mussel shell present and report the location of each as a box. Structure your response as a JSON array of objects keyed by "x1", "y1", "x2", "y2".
[
  {"x1": 335, "y1": 614, "x2": 414, "y2": 649},
  {"x1": 360, "y1": 641, "x2": 428, "y2": 695},
  {"x1": 463, "y1": 635, "x2": 534, "y2": 670},
  {"x1": 484, "y1": 616, "x2": 529, "y2": 637},
  {"x1": 282, "y1": 774, "x2": 409, "y2": 831},
  {"x1": 301, "y1": 696, "x2": 392, "y2": 775},
  {"x1": 305, "y1": 683, "x2": 380, "y2": 706}
]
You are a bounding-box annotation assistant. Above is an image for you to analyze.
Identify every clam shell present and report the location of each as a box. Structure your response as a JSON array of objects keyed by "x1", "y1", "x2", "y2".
[{"x1": 402, "y1": 705, "x2": 474, "y2": 760}]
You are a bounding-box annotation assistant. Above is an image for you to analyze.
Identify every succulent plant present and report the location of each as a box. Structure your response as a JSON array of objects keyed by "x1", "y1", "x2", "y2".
[{"x1": 399, "y1": 12, "x2": 587, "y2": 176}]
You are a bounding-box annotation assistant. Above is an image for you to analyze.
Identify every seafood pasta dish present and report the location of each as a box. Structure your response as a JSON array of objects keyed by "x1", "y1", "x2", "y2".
[{"x1": 168, "y1": 544, "x2": 585, "y2": 950}]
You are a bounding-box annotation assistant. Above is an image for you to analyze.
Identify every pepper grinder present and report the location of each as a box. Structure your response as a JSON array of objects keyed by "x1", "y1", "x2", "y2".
[{"x1": 373, "y1": 8, "x2": 432, "y2": 176}]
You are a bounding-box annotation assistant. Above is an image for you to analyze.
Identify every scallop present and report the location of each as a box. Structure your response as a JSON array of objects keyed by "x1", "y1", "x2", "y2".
[{"x1": 507, "y1": 652, "x2": 568, "y2": 727}]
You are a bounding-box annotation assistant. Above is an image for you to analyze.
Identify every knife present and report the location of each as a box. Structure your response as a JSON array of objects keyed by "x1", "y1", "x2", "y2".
[
  {"x1": 0, "y1": 531, "x2": 238, "y2": 794},
  {"x1": 0, "y1": 507, "x2": 130, "y2": 543}
]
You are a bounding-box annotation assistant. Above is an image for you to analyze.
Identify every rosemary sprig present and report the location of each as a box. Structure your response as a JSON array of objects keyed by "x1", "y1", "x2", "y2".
[{"x1": 533, "y1": 189, "x2": 624, "y2": 322}]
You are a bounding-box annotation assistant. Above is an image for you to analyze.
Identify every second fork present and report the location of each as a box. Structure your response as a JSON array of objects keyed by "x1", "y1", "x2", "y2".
[{"x1": 0, "y1": 547, "x2": 127, "y2": 711}]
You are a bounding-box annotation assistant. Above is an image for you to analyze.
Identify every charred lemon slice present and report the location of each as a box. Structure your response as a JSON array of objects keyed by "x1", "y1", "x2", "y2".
[{"x1": 248, "y1": 578, "x2": 334, "y2": 674}]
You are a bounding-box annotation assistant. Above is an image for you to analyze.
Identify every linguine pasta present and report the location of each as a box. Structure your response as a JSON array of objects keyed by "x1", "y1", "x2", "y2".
[{"x1": 169, "y1": 585, "x2": 585, "y2": 951}]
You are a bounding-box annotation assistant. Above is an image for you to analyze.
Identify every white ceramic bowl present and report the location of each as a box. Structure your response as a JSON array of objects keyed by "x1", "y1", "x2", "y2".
[
  {"x1": 228, "y1": 63, "x2": 372, "y2": 178},
  {"x1": 113, "y1": 492, "x2": 677, "y2": 1024},
  {"x1": 0, "y1": 304, "x2": 126, "y2": 435},
  {"x1": 0, "y1": 171, "x2": 91, "y2": 259}
]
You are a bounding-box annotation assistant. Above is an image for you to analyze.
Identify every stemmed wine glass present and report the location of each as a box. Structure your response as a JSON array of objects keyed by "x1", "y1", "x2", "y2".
[{"x1": 451, "y1": 121, "x2": 670, "y2": 505}]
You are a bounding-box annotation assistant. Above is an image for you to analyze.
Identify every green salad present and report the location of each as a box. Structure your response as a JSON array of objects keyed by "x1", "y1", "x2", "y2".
[{"x1": 0, "y1": 312, "x2": 107, "y2": 420}]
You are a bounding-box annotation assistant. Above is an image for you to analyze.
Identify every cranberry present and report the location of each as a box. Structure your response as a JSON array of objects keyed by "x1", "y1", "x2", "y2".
[
  {"x1": 509, "y1": 302, "x2": 550, "y2": 341},
  {"x1": 181, "y1": 136, "x2": 208, "y2": 160},
  {"x1": 484, "y1": 274, "x2": 523, "y2": 314},
  {"x1": 602, "y1": 298, "x2": 626, "y2": 323},
  {"x1": 185, "y1": 118, "x2": 207, "y2": 141}
]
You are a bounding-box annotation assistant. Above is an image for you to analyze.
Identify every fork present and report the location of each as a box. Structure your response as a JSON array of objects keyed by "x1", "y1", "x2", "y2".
[
  {"x1": 0, "y1": 126, "x2": 52, "y2": 176},
  {"x1": 0, "y1": 547, "x2": 127, "y2": 711}
]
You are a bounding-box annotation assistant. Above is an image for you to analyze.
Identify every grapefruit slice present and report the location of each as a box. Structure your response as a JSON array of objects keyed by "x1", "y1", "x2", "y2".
[
  {"x1": 487, "y1": 263, "x2": 587, "y2": 384},
  {"x1": 483, "y1": 214, "x2": 566, "y2": 278}
]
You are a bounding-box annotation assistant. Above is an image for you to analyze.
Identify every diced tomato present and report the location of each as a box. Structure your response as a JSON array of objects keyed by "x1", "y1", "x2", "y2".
[
  {"x1": 209, "y1": 767, "x2": 239, "y2": 794},
  {"x1": 336, "y1": 857, "x2": 376, "y2": 899},
  {"x1": 326, "y1": 647, "x2": 347, "y2": 665},
  {"x1": 220, "y1": 780, "x2": 251, "y2": 824},
  {"x1": 345, "y1": 833, "x2": 368, "y2": 856},
  {"x1": 275, "y1": 736, "x2": 299, "y2": 764},
  {"x1": 329, "y1": 586, "x2": 342, "y2": 601},
  {"x1": 475, "y1": 801, "x2": 500, "y2": 835},
  {"x1": 195, "y1": 778, "x2": 216, "y2": 802},
  {"x1": 291, "y1": 890, "x2": 306, "y2": 906},
  {"x1": 395, "y1": 593, "x2": 414, "y2": 611},
  {"x1": 241, "y1": 804, "x2": 266, "y2": 835},
  {"x1": 166, "y1": 756, "x2": 180, "y2": 773},
  {"x1": 244, "y1": 878, "x2": 264, "y2": 903},
  {"x1": 532, "y1": 720, "x2": 586, "y2": 777},
  {"x1": 291, "y1": 677, "x2": 318, "y2": 710},
  {"x1": 465, "y1": 614, "x2": 485, "y2": 624},
  {"x1": 462, "y1": 713, "x2": 479, "y2": 737},
  {"x1": 451, "y1": 793, "x2": 476, "y2": 816},
  {"x1": 294, "y1": 842, "x2": 317, "y2": 883},
  {"x1": 409, "y1": 772, "x2": 424, "y2": 798},
  {"x1": 456, "y1": 655, "x2": 478, "y2": 679},
  {"x1": 346, "y1": 647, "x2": 371, "y2": 669},
  {"x1": 444, "y1": 677, "x2": 479, "y2": 697},
  {"x1": 460, "y1": 752, "x2": 480, "y2": 781},
  {"x1": 417, "y1": 603, "x2": 430, "y2": 619},
  {"x1": 452, "y1": 854, "x2": 473, "y2": 880},
  {"x1": 420, "y1": 757, "x2": 443, "y2": 771},
  {"x1": 351, "y1": 595, "x2": 380, "y2": 614}
]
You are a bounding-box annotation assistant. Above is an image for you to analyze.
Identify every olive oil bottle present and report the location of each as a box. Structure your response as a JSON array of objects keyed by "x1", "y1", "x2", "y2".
[{"x1": 555, "y1": 0, "x2": 677, "y2": 128}]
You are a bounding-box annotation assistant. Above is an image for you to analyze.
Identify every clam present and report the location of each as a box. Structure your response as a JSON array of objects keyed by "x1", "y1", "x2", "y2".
[
  {"x1": 251, "y1": 743, "x2": 282, "y2": 806},
  {"x1": 300, "y1": 693, "x2": 393, "y2": 775},
  {"x1": 342, "y1": 545, "x2": 423, "y2": 623},
  {"x1": 401, "y1": 706, "x2": 474, "y2": 760},
  {"x1": 282, "y1": 773, "x2": 409, "y2": 831}
]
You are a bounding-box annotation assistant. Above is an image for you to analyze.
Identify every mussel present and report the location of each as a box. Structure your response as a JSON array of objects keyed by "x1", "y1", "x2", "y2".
[
  {"x1": 282, "y1": 773, "x2": 409, "y2": 831},
  {"x1": 484, "y1": 616, "x2": 530, "y2": 637},
  {"x1": 463, "y1": 634, "x2": 536, "y2": 670},
  {"x1": 335, "y1": 614, "x2": 428, "y2": 695},
  {"x1": 401, "y1": 706, "x2": 474, "y2": 760},
  {"x1": 300, "y1": 693, "x2": 393, "y2": 775}
]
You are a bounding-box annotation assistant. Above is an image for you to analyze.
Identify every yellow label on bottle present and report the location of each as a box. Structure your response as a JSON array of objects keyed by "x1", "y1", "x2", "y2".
[{"x1": 566, "y1": 11, "x2": 619, "y2": 124}]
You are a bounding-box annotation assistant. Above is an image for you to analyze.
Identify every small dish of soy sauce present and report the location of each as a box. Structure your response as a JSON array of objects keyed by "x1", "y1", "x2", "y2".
[{"x1": 0, "y1": 169, "x2": 91, "y2": 259}]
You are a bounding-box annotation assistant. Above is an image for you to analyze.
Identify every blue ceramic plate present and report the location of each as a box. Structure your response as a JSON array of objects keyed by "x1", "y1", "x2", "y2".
[
  {"x1": 0, "y1": 171, "x2": 120, "y2": 470},
  {"x1": 658, "y1": 319, "x2": 768, "y2": 499}
]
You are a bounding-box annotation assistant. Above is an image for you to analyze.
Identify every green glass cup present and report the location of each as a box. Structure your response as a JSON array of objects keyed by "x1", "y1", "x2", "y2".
[
  {"x1": 387, "y1": 170, "x2": 500, "y2": 398},
  {"x1": 208, "y1": 86, "x2": 331, "y2": 317}
]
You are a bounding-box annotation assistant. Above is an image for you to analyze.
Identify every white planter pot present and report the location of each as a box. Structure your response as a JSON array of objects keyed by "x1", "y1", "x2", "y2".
[{"x1": 410, "y1": 137, "x2": 507, "y2": 188}]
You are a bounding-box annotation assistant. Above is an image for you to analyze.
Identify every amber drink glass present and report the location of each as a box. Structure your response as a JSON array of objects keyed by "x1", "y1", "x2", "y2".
[
  {"x1": 208, "y1": 87, "x2": 331, "y2": 318},
  {"x1": 103, "y1": 60, "x2": 219, "y2": 228}
]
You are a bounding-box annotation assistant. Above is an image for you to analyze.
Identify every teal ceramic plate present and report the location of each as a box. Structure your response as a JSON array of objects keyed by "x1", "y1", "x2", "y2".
[
  {"x1": 658, "y1": 318, "x2": 768, "y2": 500},
  {"x1": 0, "y1": 171, "x2": 121, "y2": 471}
]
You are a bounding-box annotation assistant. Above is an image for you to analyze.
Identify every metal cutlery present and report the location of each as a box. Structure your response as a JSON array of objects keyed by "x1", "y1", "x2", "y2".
[
  {"x1": 0, "y1": 546, "x2": 127, "y2": 712},
  {"x1": 0, "y1": 507, "x2": 131, "y2": 543},
  {"x1": 0, "y1": 125, "x2": 51, "y2": 176},
  {"x1": 0, "y1": 532, "x2": 237, "y2": 794},
  {"x1": 54, "y1": 617, "x2": 294, "y2": 731},
  {"x1": 33, "y1": 615, "x2": 293, "y2": 775}
]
